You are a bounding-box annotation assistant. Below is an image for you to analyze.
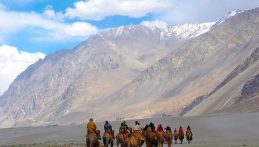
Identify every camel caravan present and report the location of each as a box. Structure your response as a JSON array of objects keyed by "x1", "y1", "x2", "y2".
[{"x1": 85, "y1": 118, "x2": 193, "y2": 147}]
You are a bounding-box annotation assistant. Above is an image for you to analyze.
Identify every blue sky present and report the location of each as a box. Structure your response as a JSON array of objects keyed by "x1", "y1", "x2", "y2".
[{"x1": 1, "y1": 0, "x2": 259, "y2": 54}]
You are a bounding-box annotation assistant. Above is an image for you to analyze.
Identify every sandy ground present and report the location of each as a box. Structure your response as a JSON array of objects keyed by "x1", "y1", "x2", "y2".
[{"x1": 0, "y1": 112, "x2": 259, "y2": 146}]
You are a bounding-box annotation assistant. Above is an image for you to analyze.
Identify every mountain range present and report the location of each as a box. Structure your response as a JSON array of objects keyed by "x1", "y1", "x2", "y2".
[{"x1": 0, "y1": 8, "x2": 258, "y2": 128}]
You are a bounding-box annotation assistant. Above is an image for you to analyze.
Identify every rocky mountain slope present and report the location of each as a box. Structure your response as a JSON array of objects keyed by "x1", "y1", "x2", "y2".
[
  {"x1": 100, "y1": 7, "x2": 259, "y2": 120},
  {"x1": 0, "y1": 22, "x2": 203, "y2": 127},
  {"x1": 0, "y1": 8, "x2": 258, "y2": 127},
  {"x1": 183, "y1": 47, "x2": 259, "y2": 116}
]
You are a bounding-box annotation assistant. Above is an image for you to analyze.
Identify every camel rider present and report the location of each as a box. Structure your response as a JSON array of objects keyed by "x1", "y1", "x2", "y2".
[
  {"x1": 149, "y1": 122, "x2": 156, "y2": 132},
  {"x1": 119, "y1": 123, "x2": 125, "y2": 133},
  {"x1": 87, "y1": 118, "x2": 97, "y2": 135},
  {"x1": 132, "y1": 121, "x2": 143, "y2": 142},
  {"x1": 178, "y1": 126, "x2": 184, "y2": 135},
  {"x1": 144, "y1": 124, "x2": 149, "y2": 132},
  {"x1": 174, "y1": 128, "x2": 177, "y2": 135},
  {"x1": 121, "y1": 121, "x2": 129, "y2": 133},
  {"x1": 119, "y1": 122, "x2": 130, "y2": 140},
  {"x1": 165, "y1": 126, "x2": 172, "y2": 133},
  {"x1": 133, "y1": 121, "x2": 141, "y2": 131},
  {"x1": 104, "y1": 120, "x2": 112, "y2": 132},
  {"x1": 87, "y1": 118, "x2": 100, "y2": 139},
  {"x1": 157, "y1": 124, "x2": 164, "y2": 135},
  {"x1": 104, "y1": 120, "x2": 114, "y2": 138},
  {"x1": 122, "y1": 121, "x2": 129, "y2": 129},
  {"x1": 187, "y1": 125, "x2": 191, "y2": 131}
]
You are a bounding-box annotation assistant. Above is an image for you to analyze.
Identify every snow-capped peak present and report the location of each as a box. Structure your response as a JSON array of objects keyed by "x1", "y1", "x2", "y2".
[
  {"x1": 164, "y1": 22, "x2": 216, "y2": 39},
  {"x1": 104, "y1": 9, "x2": 246, "y2": 41},
  {"x1": 227, "y1": 9, "x2": 245, "y2": 18},
  {"x1": 216, "y1": 9, "x2": 245, "y2": 24}
]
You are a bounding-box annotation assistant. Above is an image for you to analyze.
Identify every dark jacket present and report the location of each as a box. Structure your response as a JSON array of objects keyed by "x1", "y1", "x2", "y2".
[
  {"x1": 104, "y1": 123, "x2": 112, "y2": 132},
  {"x1": 149, "y1": 123, "x2": 155, "y2": 132}
]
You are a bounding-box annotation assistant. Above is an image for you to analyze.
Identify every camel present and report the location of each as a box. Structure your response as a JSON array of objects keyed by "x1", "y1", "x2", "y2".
[
  {"x1": 125, "y1": 128, "x2": 144, "y2": 147},
  {"x1": 173, "y1": 130, "x2": 178, "y2": 144},
  {"x1": 186, "y1": 130, "x2": 193, "y2": 144},
  {"x1": 116, "y1": 132, "x2": 127, "y2": 147},
  {"x1": 156, "y1": 131, "x2": 164, "y2": 147},
  {"x1": 86, "y1": 130, "x2": 101, "y2": 147},
  {"x1": 164, "y1": 130, "x2": 173, "y2": 147},
  {"x1": 178, "y1": 133, "x2": 184, "y2": 144},
  {"x1": 145, "y1": 127, "x2": 158, "y2": 147},
  {"x1": 125, "y1": 135, "x2": 140, "y2": 147},
  {"x1": 103, "y1": 130, "x2": 114, "y2": 147}
]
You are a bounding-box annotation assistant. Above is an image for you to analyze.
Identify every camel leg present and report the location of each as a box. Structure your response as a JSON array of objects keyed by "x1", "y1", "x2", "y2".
[
  {"x1": 111, "y1": 138, "x2": 114, "y2": 147},
  {"x1": 103, "y1": 137, "x2": 107, "y2": 147}
]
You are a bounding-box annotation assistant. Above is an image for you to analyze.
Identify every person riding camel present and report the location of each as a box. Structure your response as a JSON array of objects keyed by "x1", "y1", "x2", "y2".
[
  {"x1": 119, "y1": 121, "x2": 130, "y2": 140},
  {"x1": 178, "y1": 126, "x2": 184, "y2": 135},
  {"x1": 132, "y1": 121, "x2": 144, "y2": 145},
  {"x1": 119, "y1": 123, "x2": 125, "y2": 133},
  {"x1": 157, "y1": 124, "x2": 164, "y2": 132},
  {"x1": 122, "y1": 121, "x2": 129, "y2": 131},
  {"x1": 165, "y1": 126, "x2": 172, "y2": 133},
  {"x1": 157, "y1": 124, "x2": 164, "y2": 136},
  {"x1": 133, "y1": 121, "x2": 141, "y2": 130},
  {"x1": 120, "y1": 121, "x2": 130, "y2": 134},
  {"x1": 132, "y1": 121, "x2": 142, "y2": 138},
  {"x1": 149, "y1": 122, "x2": 156, "y2": 132},
  {"x1": 87, "y1": 118, "x2": 100, "y2": 139},
  {"x1": 178, "y1": 126, "x2": 184, "y2": 144},
  {"x1": 87, "y1": 118, "x2": 97, "y2": 135},
  {"x1": 156, "y1": 124, "x2": 164, "y2": 144},
  {"x1": 144, "y1": 124, "x2": 149, "y2": 131},
  {"x1": 164, "y1": 126, "x2": 173, "y2": 146},
  {"x1": 186, "y1": 125, "x2": 193, "y2": 143},
  {"x1": 104, "y1": 120, "x2": 114, "y2": 139},
  {"x1": 104, "y1": 120, "x2": 112, "y2": 132},
  {"x1": 187, "y1": 125, "x2": 191, "y2": 131}
]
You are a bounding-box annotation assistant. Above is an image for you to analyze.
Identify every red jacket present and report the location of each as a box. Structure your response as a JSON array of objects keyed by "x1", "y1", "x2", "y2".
[
  {"x1": 157, "y1": 124, "x2": 163, "y2": 132},
  {"x1": 178, "y1": 127, "x2": 184, "y2": 135}
]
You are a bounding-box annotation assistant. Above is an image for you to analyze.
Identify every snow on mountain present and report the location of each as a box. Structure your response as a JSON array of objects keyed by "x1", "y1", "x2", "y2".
[
  {"x1": 216, "y1": 9, "x2": 245, "y2": 25},
  {"x1": 142, "y1": 9, "x2": 246, "y2": 40},
  {"x1": 162, "y1": 22, "x2": 216, "y2": 39},
  {"x1": 141, "y1": 20, "x2": 215, "y2": 39},
  {"x1": 0, "y1": 45, "x2": 45, "y2": 96}
]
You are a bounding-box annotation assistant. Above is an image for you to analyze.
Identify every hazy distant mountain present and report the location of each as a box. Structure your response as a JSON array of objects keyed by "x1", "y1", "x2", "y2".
[{"x1": 1, "y1": 8, "x2": 258, "y2": 128}]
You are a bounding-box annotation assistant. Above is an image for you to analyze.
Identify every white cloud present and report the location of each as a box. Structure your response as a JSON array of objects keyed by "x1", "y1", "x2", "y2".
[
  {"x1": 0, "y1": 6, "x2": 98, "y2": 42},
  {"x1": 64, "y1": 22, "x2": 97, "y2": 37},
  {"x1": 43, "y1": 5, "x2": 64, "y2": 21},
  {"x1": 65, "y1": 0, "x2": 172, "y2": 20},
  {"x1": 141, "y1": 20, "x2": 168, "y2": 29},
  {"x1": 0, "y1": 45, "x2": 45, "y2": 96}
]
